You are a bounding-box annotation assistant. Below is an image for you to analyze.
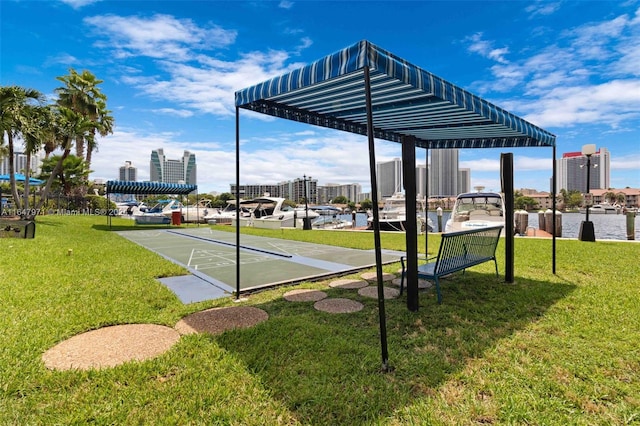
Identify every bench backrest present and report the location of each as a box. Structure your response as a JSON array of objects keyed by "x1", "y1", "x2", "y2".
[{"x1": 435, "y1": 226, "x2": 502, "y2": 275}]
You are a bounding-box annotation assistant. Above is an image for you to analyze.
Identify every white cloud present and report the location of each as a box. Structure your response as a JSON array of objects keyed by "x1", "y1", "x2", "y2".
[
  {"x1": 279, "y1": 1, "x2": 294, "y2": 10},
  {"x1": 59, "y1": 0, "x2": 101, "y2": 9},
  {"x1": 465, "y1": 33, "x2": 510, "y2": 64},
  {"x1": 519, "y1": 79, "x2": 640, "y2": 128},
  {"x1": 89, "y1": 128, "x2": 394, "y2": 193},
  {"x1": 525, "y1": 1, "x2": 561, "y2": 18},
  {"x1": 84, "y1": 14, "x2": 237, "y2": 61},
  {"x1": 467, "y1": 8, "x2": 640, "y2": 130},
  {"x1": 150, "y1": 108, "x2": 194, "y2": 118}
]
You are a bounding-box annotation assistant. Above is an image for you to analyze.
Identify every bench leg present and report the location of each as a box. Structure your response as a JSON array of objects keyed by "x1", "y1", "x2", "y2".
[
  {"x1": 435, "y1": 276, "x2": 442, "y2": 304},
  {"x1": 493, "y1": 258, "x2": 499, "y2": 277}
]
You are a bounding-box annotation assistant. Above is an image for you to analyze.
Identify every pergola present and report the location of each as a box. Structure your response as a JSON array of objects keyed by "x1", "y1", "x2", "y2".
[
  {"x1": 105, "y1": 180, "x2": 197, "y2": 226},
  {"x1": 234, "y1": 40, "x2": 556, "y2": 368}
]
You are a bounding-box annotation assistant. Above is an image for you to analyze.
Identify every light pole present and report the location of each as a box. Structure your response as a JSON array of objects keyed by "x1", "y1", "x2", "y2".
[{"x1": 578, "y1": 144, "x2": 596, "y2": 242}]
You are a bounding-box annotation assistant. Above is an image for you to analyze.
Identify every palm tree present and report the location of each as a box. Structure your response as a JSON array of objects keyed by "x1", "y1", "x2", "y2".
[
  {"x1": 85, "y1": 98, "x2": 114, "y2": 170},
  {"x1": 55, "y1": 69, "x2": 113, "y2": 173},
  {"x1": 33, "y1": 106, "x2": 94, "y2": 212},
  {"x1": 603, "y1": 191, "x2": 617, "y2": 205},
  {"x1": 0, "y1": 85, "x2": 45, "y2": 212},
  {"x1": 20, "y1": 105, "x2": 55, "y2": 211}
]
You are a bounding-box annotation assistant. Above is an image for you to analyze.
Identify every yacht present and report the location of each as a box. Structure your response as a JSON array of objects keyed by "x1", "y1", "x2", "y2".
[
  {"x1": 579, "y1": 202, "x2": 621, "y2": 215},
  {"x1": 366, "y1": 193, "x2": 434, "y2": 232},
  {"x1": 444, "y1": 191, "x2": 506, "y2": 233},
  {"x1": 233, "y1": 196, "x2": 319, "y2": 229}
]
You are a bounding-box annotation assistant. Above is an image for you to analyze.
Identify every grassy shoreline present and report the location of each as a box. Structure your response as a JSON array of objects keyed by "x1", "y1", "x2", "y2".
[{"x1": 1, "y1": 216, "x2": 638, "y2": 425}]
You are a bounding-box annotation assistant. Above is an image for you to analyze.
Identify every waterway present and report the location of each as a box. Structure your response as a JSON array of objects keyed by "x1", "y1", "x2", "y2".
[{"x1": 344, "y1": 211, "x2": 639, "y2": 241}]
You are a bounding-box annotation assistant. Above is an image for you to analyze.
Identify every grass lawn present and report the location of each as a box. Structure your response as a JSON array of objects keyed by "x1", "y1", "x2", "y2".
[{"x1": 1, "y1": 215, "x2": 638, "y2": 425}]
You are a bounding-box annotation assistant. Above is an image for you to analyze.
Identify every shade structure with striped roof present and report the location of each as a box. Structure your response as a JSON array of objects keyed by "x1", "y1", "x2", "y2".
[
  {"x1": 235, "y1": 40, "x2": 555, "y2": 149},
  {"x1": 234, "y1": 40, "x2": 558, "y2": 370},
  {"x1": 106, "y1": 180, "x2": 197, "y2": 196}
]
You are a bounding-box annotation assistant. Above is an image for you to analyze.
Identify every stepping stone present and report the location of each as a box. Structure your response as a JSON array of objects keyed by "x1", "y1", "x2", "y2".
[
  {"x1": 42, "y1": 324, "x2": 180, "y2": 371},
  {"x1": 328, "y1": 278, "x2": 368, "y2": 289},
  {"x1": 390, "y1": 277, "x2": 433, "y2": 289},
  {"x1": 360, "y1": 271, "x2": 395, "y2": 282},
  {"x1": 175, "y1": 306, "x2": 268, "y2": 335},
  {"x1": 283, "y1": 289, "x2": 327, "y2": 302},
  {"x1": 314, "y1": 298, "x2": 364, "y2": 313},
  {"x1": 357, "y1": 285, "x2": 400, "y2": 299}
]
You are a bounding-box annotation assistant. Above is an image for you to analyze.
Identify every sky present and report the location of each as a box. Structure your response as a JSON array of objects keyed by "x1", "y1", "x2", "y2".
[{"x1": 2, "y1": 0, "x2": 639, "y2": 195}]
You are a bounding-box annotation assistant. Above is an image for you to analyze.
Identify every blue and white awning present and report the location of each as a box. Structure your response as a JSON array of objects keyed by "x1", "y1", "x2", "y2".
[
  {"x1": 236, "y1": 40, "x2": 555, "y2": 149},
  {"x1": 106, "y1": 181, "x2": 197, "y2": 195}
]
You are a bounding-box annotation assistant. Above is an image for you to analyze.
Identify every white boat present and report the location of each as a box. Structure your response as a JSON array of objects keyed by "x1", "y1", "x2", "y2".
[
  {"x1": 153, "y1": 199, "x2": 213, "y2": 223},
  {"x1": 311, "y1": 215, "x2": 353, "y2": 230},
  {"x1": 444, "y1": 191, "x2": 506, "y2": 233},
  {"x1": 579, "y1": 202, "x2": 621, "y2": 215},
  {"x1": 203, "y1": 200, "x2": 247, "y2": 225},
  {"x1": 311, "y1": 205, "x2": 343, "y2": 215},
  {"x1": 233, "y1": 196, "x2": 320, "y2": 229},
  {"x1": 366, "y1": 193, "x2": 434, "y2": 232}
]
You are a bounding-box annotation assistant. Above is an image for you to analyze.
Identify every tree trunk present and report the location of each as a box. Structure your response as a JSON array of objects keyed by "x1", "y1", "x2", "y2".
[
  {"x1": 23, "y1": 152, "x2": 31, "y2": 213},
  {"x1": 75, "y1": 135, "x2": 84, "y2": 160},
  {"x1": 33, "y1": 139, "x2": 72, "y2": 215},
  {"x1": 6, "y1": 132, "x2": 21, "y2": 212}
]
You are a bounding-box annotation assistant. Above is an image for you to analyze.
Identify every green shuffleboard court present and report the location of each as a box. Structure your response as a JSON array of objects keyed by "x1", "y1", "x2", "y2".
[{"x1": 117, "y1": 228, "x2": 403, "y2": 303}]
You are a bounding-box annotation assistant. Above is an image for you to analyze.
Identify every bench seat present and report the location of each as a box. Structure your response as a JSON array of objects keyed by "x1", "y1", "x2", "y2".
[{"x1": 401, "y1": 226, "x2": 502, "y2": 303}]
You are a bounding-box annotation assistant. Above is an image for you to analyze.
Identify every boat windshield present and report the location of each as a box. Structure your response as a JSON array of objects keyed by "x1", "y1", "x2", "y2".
[{"x1": 454, "y1": 195, "x2": 503, "y2": 214}]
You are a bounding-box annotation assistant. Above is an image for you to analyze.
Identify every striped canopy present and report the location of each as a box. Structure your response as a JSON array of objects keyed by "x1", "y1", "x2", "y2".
[
  {"x1": 106, "y1": 180, "x2": 197, "y2": 195},
  {"x1": 235, "y1": 40, "x2": 555, "y2": 149}
]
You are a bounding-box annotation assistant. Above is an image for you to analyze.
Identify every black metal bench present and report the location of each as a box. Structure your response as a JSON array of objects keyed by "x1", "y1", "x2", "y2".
[{"x1": 400, "y1": 225, "x2": 502, "y2": 303}]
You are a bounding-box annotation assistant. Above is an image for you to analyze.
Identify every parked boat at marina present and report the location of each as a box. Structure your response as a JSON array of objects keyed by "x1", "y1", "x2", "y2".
[
  {"x1": 367, "y1": 193, "x2": 434, "y2": 232},
  {"x1": 444, "y1": 191, "x2": 506, "y2": 233},
  {"x1": 233, "y1": 196, "x2": 319, "y2": 229},
  {"x1": 579, "y1": 202, "x2": 621, "y2": 215}
]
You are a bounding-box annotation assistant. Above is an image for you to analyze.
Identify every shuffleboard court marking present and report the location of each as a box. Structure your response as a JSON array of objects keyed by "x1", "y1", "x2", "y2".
[
  {"x1": 166, "y1": 229, "x2": 293, "y2": 259},
  {"x1": 117, "y1": 228, "x2": 404, "y2": 299}
]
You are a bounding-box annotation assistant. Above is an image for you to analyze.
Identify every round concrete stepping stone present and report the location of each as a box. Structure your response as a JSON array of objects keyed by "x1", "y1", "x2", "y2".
[
  {"x1": 328, "y1": 278, "x2": 368, "y2": 289},
  {"x1": 357, "y1": 285, "x2": 400, "y2": 299},
  {"x1": 314, "y1": 298, "x2": 364, "y2": 313},
  {"x1": 390, "y1": 277, "x2": 433, "y2": 289},
  {"x1": 175, "y1": 306, "x2": 268, "y2": 335},
  {"x1": 283, "y1": 289, "x2": 328, "y2": 302},
  {"x1": 360, "y1": 271, "x2": 396, "y2": 282},
  {"x1": 42, "y1": 324, "x2": 180, "y2": 371}
]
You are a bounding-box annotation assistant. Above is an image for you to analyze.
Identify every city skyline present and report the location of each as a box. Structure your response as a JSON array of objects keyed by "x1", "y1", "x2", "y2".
[{"x1": 2, "y1": 1, "x2": 639, "y2": 193}]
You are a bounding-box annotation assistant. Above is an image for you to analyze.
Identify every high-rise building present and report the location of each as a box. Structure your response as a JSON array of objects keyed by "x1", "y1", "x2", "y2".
[
  {"x1": 430, "y1": 149, "x2": 459, "y2": 197},
  {"x1": 458, "y1": 168, "x2": 471, "y2": 194},
  {"x1": 150, "y1": 149, "x2": 197, "y2": 185},
  {"x1": 317, "y1": 183, "x2": 362, "y2": 203},
  {"x1": 0, "y1": 151, "x2": 41, "y2": 175},
  {"x1": 231, "y1": 179, "x2": 319, "y2": 204},
  {"x1": 376, "y1": 158, "x2": 402, "y2": 198},
  {"x1": 118, "y1": 161, "x2": 137, "y2": 181},
  {"x1": 557, "y1": 147, "x2": 610, "y2": 192},
  {"x1": 416, "y1": 164, "x2": 428, "y2": 199}
]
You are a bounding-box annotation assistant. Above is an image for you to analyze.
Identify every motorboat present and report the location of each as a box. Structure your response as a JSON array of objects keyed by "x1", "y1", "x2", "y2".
[
  {"x1": 311, "y1": 205, "x2": 343, "y2": 215},
  {"x1": 311, "y1": 214, "x2": 353, "y2": 230},
  {"x1": 233, "y1": 196, "x2": 320, "y2": 229},
  {"x1": 444, "y1": 191, "x2": 506, "y2": 233},
  {"x1": 366, "y1": 193, "x2": 434, "y2": 232},
  {"x1": 203, "y1": 200, "x2": 247, "y2": 225},
  {"x1": 579, "y1": 202, "x2": 621, "y2": 215}
]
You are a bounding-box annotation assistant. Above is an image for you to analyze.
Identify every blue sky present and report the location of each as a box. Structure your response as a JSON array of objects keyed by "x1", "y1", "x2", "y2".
[{"x1": 2, "y1": 0, "x2": 639, "y2": 194}]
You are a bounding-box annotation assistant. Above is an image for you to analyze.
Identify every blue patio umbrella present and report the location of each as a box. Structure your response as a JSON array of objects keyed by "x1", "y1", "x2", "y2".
[{"x1": 0, "y1": 173, "x2": 44, "y2": 185}]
